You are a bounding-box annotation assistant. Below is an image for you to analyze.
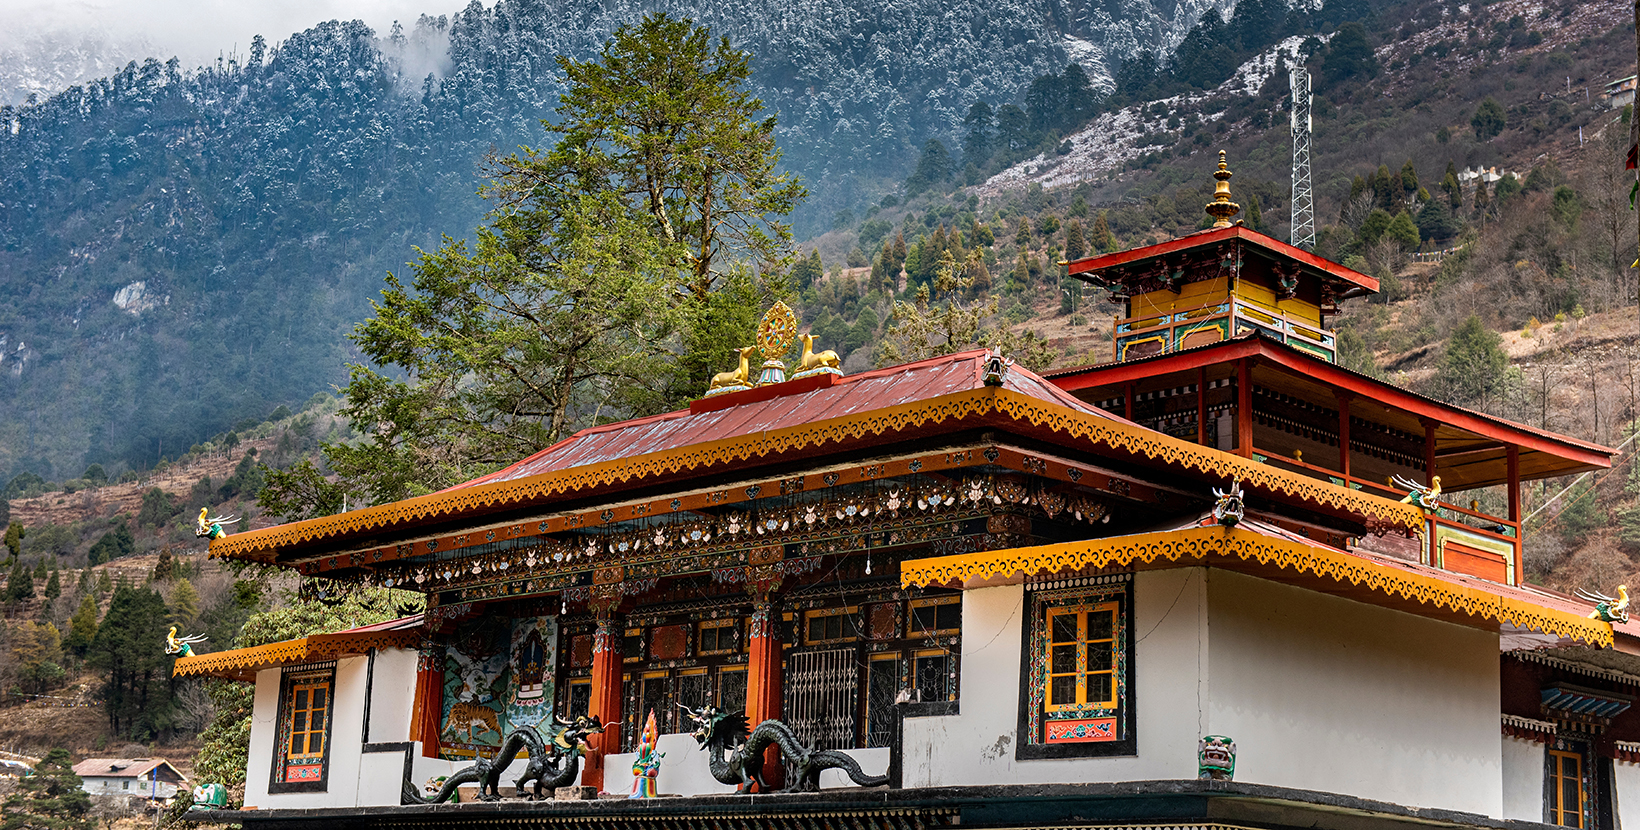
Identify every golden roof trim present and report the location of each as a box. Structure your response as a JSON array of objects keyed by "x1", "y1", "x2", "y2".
[
  {"x1": 211, "y1": 387, "x2": 1423, "y2": 560},
  {"x1": 899, "y1": 526, "x2": 1611, "y2": 647},
  {"x1": 171, "y1": 628, "x2": 420, "y2": 681}
]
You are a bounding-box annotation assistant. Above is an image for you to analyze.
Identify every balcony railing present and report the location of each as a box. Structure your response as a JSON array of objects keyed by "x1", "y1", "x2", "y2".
[{"x1": 1113, "y1": 299, "x2": 1337, "y2": 362}]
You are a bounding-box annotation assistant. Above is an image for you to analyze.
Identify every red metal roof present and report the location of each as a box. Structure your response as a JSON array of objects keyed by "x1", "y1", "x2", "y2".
[
  {"x1": 1065, "y1": 225, "x2": 1380, "y2": 294},
  {"x1": 451, "y1": 350, "x2": 1122, "y2": 491}
]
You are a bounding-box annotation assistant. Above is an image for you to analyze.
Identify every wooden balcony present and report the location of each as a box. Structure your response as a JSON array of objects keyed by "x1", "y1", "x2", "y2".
[{"x1": 1113, "y1": 299, "x2": 1337, "y2": 363}]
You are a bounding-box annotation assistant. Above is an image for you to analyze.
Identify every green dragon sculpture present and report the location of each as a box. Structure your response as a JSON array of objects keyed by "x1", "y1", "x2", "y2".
[
  {"x1": 401, "y1": 715, "x2": 604, "y2": 803},
  {"x1": 685, "y1": 705, "x2": 889, "y2": 793}
]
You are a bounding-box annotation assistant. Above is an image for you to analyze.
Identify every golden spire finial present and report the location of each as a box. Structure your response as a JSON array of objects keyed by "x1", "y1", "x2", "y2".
[{"x1": 1205, "y1": 150, "x2": 1241, "y2": 229}]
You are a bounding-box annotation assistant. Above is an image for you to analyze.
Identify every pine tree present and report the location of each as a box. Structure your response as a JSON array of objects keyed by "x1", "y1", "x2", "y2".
[
  {"x1": 43, "y1": 569, "x2": 60, "y2": 601},
  {"x1": 1089, "y1": 211, "x2": 1115, "y2": 253},
  {"x1": 1246, "y1": 195, "x2": 1265, "y2": 232},
  {"x1": 0, "y1": 747, "x2": 92, "y2": 830},
  {"x1": 1373, "y1": 164, "x2": 1396, "y2": 209},
  {"x1": 66, "y1": 594, "x2": 99, "y2": 658},
  {"x1": 170, "y1": 578, "x2": 201, "y2": 628},
  {"x1": 4, "y1": 521, "x2": 23, "y2": 562},
  {"x1": 1438, "y1": 315, "x2": 1511, "y2": 409},
  {"x1": 7, "y1": 560, "x2": 34, "y2": 602},
  {"x1": 96, "y1": 569, "x2": 112, "y2": 594},
  {"x1": 88, "y1": 585, "x2": 175, "y2": 738},
  {"x1": 1064, "y1": 219, "x2": 1087, "y2": 260},
  {"x1": 1015, "y1": 216, "x2": 1031, "y2": 246},
  {"x1": 1471, "y1": 97, "x2": 1506, "y2": 140},
  {"x1": 1399, "y1": 159, "x2": 1420, "y2": 201}
]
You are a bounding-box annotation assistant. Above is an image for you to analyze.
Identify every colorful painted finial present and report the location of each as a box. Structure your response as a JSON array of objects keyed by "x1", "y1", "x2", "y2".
[
  {"x1": 165, "y1": 625, "x2": 208, "y2": 657},
  {"x1": 1205, "y1": 151, "x2": 1241, "y2": 229},
  {"x1": 630, "y1": 709, "x2": 663, "y2": 798},
  {"x1": 1577, "y1": 585, "x2": 1630, "y2": 624},
  {"x1": 195, "y1": 507, "x2": 240, "y2": 540}
]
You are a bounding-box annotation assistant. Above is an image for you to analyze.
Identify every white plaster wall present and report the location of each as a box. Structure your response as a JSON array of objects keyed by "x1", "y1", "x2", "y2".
[
  {"x1": 902, "y1": 569, "x2": 1208, "y2": 786},
  {"x1": 1501, "y1": 737, "x2": 1545, "y2": 821},
  {"x1": 1205, "y1": 570, "x2": 1502, "y2": 816},
  {"x1": 366, "y1": 648, "x2": 418, "y2": 745},
  {"x1": 1617, "y1": 761, "x2": 1640, "y2": 830},
  {"x1": 245, "y1": 656, "x2": 371, "y2": 810}
]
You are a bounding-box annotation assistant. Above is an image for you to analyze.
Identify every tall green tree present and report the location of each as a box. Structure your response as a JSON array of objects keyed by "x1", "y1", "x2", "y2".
[
  {"x1": 1472, "y1": 98, "x2": 1506, "y2": 141},
  {"x1": 265, "y1": 15, "x2": 803, "y2": 512},
  {"x1": 65, "y1": 594, "x2": 99, "y2": 658},
  {"x1": 1438, "y1": 315, "x2": 1513, "y2": 409},
  {"x1": 6, "y1": 561, "x2": 33, "y2": 602},
  {"x1": 494, "y1": 12, "x2": 804, "y2": 302},
  {"x1": 3, "y1": 522, "x2": 23, "y2": 564},
  {"x1": 0, "y1": 747, "x2": 92, "y2": 830},
  {"x1": 87, "y1": 585, "x2": 175, "y2": 739}
]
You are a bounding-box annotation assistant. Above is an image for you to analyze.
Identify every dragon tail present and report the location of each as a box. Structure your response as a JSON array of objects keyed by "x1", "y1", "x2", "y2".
[{"x1": 814, "y1": 749, "x2": 890, "y2": 788}]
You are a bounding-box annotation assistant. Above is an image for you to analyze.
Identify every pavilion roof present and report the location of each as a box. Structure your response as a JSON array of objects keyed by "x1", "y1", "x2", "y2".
[
  {"x1": 208, "y1": 350, "x2": 1425, "y2": 566},
  {"x1": 1066, "y1": 225, "x2": 1380, "y2": 294},
  {"x1": 1046, "y1": 333, "x2": 1614, "y2": 489}
]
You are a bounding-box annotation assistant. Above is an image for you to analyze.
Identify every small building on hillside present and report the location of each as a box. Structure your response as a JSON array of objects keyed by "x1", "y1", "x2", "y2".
[
  {"x1": 176, "y1": 157, "x2": 1635, "y2": 830},
  {"x1": 73, "y1": 758, "x2": 187, "y2": 800}
]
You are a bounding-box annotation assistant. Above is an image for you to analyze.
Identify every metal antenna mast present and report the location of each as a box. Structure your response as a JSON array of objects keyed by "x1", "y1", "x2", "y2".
[{"x1": 1289, "y1": 67, "x2": 1315, "y2": 249}]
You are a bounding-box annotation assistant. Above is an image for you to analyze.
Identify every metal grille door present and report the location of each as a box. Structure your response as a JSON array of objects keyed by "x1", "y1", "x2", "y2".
[{"x1": 784, "y1": 648, "x2": 859, "y2": 750}]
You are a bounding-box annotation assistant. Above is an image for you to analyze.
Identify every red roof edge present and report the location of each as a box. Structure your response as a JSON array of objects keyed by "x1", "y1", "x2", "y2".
[{"x1": 1066, "y1": 225, "x2": 1380, "y2": 294}]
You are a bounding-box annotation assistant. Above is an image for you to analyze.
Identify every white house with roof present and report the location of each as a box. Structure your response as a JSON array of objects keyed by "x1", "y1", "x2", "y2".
[{"x1": 72, "y1": 758, "x2": 187, "y2": 800}]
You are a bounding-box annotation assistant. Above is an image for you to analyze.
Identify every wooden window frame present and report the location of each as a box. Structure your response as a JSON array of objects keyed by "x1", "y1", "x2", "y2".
[
  {"x1": 1043, "y1": 603, "x2": 1118, "y2": 712},
  {"x1": 1017, "y1": 579, "x2": 1134, "y2": 761},
  {"x1": 1550, "y1": 749, "x2": 1585, "y2": 828},
  {"x1": 623, "y1": 627, "x2": 645, "y2": 663},
  {"x1": 269, "y1": 663, "x2": 335, "y2": 794},
  {"x1": 803, "y1": 607, "x2": 858, "y2": 646},
  {"x1": 907, "y1": 597, "x2": 961, "y2": 638},
  {"x1": 698, "y1": 618, "x2": 740, "y2": 656}
]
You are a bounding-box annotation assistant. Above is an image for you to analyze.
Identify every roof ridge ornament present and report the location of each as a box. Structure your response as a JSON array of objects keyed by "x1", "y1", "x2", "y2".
[{"x1": 1205, "y1": 150, "x2": 1241, "y2": 229}]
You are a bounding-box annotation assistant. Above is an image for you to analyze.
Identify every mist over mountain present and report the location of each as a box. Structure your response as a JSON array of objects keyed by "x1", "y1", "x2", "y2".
[{"x1": 0, "y1": 0, "x2": 1354, "y2": 478}]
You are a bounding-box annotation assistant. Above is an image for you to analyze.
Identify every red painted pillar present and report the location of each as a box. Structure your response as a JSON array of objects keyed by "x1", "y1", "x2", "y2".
[
  {"x1": 1423, "y1": 419, "x2": 1439, "y2": 488},
  {"x1": 745, "y1": 594, "x2": 784, "y2": 791},
  {"x1": 1508, "y1": 445, "x2": 1522, "y2": 585},
  {"x1": 585, "y1": 612, "x2": 625, "y2": 792},
  {"x1": 409, "y1": 642, "x2": 444, "y2": 758},
  {"x1": 1236, "y1": 359, "x2": 1254, "y2": 458}
]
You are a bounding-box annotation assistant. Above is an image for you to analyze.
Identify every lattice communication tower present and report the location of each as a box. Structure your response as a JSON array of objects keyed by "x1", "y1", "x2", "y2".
[{"x1": 1289, "y1": 67, "x2": 1315, "y2": 249}]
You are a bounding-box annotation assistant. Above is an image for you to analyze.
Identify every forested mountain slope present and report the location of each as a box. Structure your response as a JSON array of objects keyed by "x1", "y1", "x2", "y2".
[{"x1": 0, "y1": 0, "x2": 1253, "y2": 480}]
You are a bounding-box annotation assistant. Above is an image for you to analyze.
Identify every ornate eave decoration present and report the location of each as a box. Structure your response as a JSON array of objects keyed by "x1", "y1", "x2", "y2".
[
  {"x1": 899, "y1": 526, "x2": 1614, "y2": 647},
  {"x1": 171, "y1": 627, "x2": 421, "y2": 682},
  {"x1": 210, "y1": 388, "x2": 1426, "y2": 563}
]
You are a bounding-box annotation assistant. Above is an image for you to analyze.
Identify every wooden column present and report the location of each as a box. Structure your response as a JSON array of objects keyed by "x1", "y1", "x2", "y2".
[
  {"x1": 1507, "y1": 445, "x2": 1522, "y2": 585},
  {"x1": 1123, "y1": 383, "x2": 1135, "y2": 421},
  {"x1": 1335, "y1": 393, "x2": 1353, "y2": 479},
  {"x1": 1422, "y1": 420, "x2": 1439, "y2": 487},
  {"x1": 1235, "y1": 359, "x2": 1253, "y2": 458},
  {"x1": 408, "y1": 641, "x2": 444, "y2": 758},
  {"x1": 585, "y1": 612, "x2": 625, "y2": 792},
  {"x1": 745, "y1": 593, "x2": 784, "y2": 791},
  {"x1": 1196, "y1": 368, "x2": 1208, "y2": 446}
]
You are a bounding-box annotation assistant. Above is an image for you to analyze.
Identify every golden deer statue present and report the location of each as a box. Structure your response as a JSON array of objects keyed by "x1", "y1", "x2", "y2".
[
  {"x1": 799, "y1": 334, "x2": 840, "y2": 372},
  {"x1": 710, "y1": 346, "x2": 759, "y2": 391}
]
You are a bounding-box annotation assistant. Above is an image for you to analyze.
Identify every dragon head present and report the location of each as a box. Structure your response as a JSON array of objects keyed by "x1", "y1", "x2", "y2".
[
  {"x1": 682, "y1": 705, "x2": 748, "y2": 747},
  {"x1": 551, "y1": 714, "x2": 604, "y2": 753}
]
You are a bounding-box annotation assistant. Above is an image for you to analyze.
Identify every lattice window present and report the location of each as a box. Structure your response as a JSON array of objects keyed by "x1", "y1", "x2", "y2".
[
  {"x1": 785, "y1": 648, "x2": 858, "y2": 750},
  {"x1": 698, "y1": 618, "x2": 740, "y2": 655},
  {"x1": 908, "y1": 597, "x2": 960, "y2": 637}
]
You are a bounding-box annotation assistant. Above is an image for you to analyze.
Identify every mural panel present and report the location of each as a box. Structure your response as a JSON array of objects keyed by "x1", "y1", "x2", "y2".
[{"x1": 439, "y1": 615, "x2": 558, "y2": 759}]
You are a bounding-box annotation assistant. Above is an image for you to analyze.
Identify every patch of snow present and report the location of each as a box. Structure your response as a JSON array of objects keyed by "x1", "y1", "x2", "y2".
[
  {"x1": 1061, "y1": 35, "x2": 1116, "y2": 94},
  {"x1": 1219, "y1": 34, "x2": 1310, "y2": 97}
]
